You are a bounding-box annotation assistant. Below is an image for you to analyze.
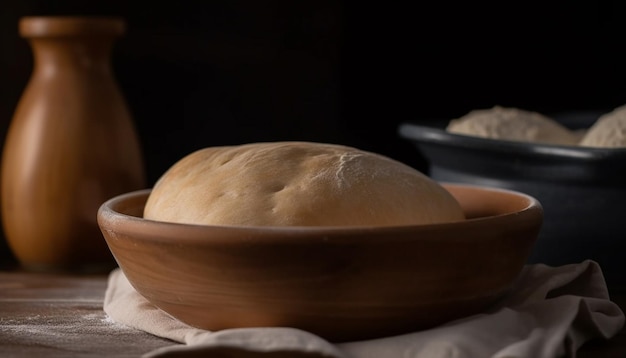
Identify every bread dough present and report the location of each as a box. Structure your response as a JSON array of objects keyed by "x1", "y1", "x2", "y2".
[
  {"x1": 579, "y1": 105, "x2": 626, "y2": 148},
  {"x1": 446, "y1": 106, "x2": 580, "y2": 145},
  {"x1": 144, "y1": 141, "x2": 465, "y2": 227}
]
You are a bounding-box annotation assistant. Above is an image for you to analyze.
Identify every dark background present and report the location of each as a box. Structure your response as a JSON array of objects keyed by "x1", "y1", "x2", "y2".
[
  {"x1": 3, "y1": 1, "x2": 626, "y2": 181},
  {"x1": 2, "y1": 1, "x2": 626, "y2": 263}
]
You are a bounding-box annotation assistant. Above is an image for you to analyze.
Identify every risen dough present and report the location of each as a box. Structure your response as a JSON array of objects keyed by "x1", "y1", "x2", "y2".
[
  {"x1": 144, "y1": 141, "x2": 465, "y2": 227},
  {"x1": 579, "y1": 105, "x2": 626, "y2": 148},
  {"x1": 447, "y1": 106, "x2": 580, "y2": 145}
]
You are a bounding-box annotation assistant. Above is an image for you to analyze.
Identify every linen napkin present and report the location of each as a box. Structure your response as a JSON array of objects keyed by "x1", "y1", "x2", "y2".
[{"x1": 103, "y1": 260, "x2": 625, "y2": 358}]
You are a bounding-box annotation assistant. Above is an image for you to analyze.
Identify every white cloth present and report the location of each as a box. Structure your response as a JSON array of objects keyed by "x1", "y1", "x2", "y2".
[{"x1": 103, "y1": 260, "x2": 624, "y2": 358}]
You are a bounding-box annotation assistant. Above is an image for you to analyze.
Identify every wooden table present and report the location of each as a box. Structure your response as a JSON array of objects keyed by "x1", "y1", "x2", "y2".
[{"x1": 1, "y1": 265, "x2": 625, "y2": 357}]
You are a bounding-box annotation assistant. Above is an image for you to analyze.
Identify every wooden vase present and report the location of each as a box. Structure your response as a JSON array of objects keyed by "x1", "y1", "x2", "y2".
[{"x1": 1, "y1": 16, "x2": 146, "y2": 271}]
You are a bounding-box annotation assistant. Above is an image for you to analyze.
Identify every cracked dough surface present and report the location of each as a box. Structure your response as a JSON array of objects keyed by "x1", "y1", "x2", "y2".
[{"x1": 144, "y1": 141, "x2": 464, "y2": 227}]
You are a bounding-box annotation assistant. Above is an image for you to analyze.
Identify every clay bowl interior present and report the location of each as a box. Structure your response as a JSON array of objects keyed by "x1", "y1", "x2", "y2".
[{"x1": 97, "y1": 184, "x2": 543, "y2": 342}]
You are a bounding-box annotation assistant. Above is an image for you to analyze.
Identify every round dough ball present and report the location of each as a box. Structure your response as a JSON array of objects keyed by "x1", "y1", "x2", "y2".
[
  {"x1": 144, "y1": 141, "x2": 465, "y2": 227},
  {"x1": 447, "y1": 106, "x2": 580, "y2": 145},
  {"x1": 579, "y1": 105, "x2": 626, "y2": 148}
]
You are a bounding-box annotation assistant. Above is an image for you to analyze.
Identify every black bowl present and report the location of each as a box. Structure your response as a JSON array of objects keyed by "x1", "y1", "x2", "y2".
[{"x1": 398, "y1": 113, "x2": 626, "y2": 291}]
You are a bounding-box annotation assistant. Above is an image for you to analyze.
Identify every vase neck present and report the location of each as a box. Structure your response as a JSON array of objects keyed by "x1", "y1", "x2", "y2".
[
  {"x1": 29, "y1": 37, "x2": 115, "y2": 73},
  {"x1": 20, "y1": 17, "x2": 125, "y2": 74}
]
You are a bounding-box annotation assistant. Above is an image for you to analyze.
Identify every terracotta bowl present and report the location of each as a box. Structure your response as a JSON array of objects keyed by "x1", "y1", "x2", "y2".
[{"x1": 97, "y1": 184, "x2": 542, "y2": 342}]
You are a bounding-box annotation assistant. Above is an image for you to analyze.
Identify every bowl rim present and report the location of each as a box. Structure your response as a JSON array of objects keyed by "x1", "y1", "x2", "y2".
[
  {"x1": 97, "y1": 184, "x2": 543, "y2": 243},
  {"x1": 398, "y1": 122, "x2": 626, "y2": 162}
]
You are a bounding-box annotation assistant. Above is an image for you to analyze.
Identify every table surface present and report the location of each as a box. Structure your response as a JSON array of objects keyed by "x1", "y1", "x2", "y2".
[{"x1": 1, "y1": 266, "x2": 625, "y2": 358}]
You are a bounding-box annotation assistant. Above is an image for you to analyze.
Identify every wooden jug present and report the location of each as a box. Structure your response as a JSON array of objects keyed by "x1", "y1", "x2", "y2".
[{"x1": 1, "y1": 16, "x2": 146, "y2": 271}]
